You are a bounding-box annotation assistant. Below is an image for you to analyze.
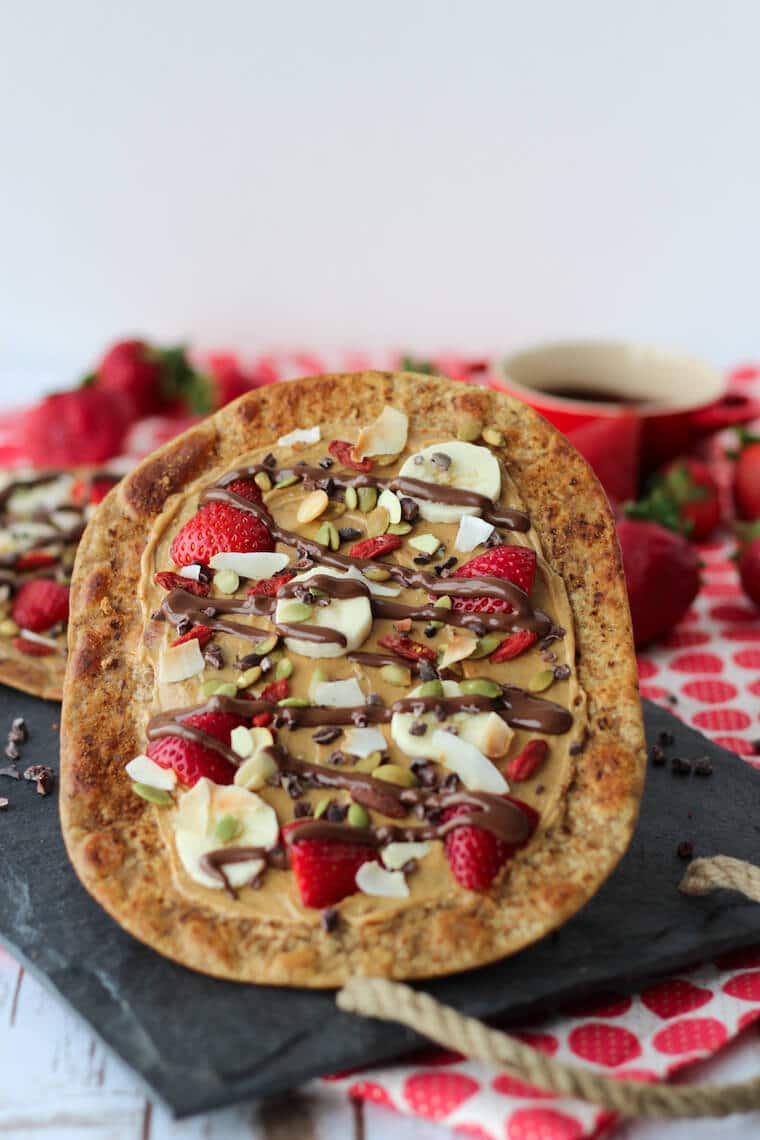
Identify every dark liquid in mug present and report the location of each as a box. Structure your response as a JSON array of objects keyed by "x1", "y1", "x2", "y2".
[{"x1": 542, "y1": 385, "x2": 654, "y2": 406}]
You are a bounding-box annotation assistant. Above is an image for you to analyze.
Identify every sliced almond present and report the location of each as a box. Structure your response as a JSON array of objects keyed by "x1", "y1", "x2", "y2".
[
  {"x1": 125, "y1": 754, "x2": 177, "y2": 791},
  {"x1": 297, "y1": 489, "x2": 329, "y2": 524},
  {"x1": 381, "y1": 841, "x2": 431, "y2": 870},
  {"x1": 209, "y1": 551, "x2": 289, "y2": 579},
  {"x1": 353, "y1": 406, "x2": 409, "y2": 460}
]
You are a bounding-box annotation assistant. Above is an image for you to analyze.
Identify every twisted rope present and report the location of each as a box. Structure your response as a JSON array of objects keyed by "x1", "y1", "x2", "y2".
[{"x1": 336, "y1": 855, "x2": 760, "y2": 1119}]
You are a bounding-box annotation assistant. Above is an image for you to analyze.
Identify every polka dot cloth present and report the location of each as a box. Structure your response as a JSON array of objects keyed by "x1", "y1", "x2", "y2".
[
  {"x1": 8, "y1": 351, "x2": 760, "y2": 1139},
  {"x1": 315, "y1": 358, "x2": 760, "y2": 1139}
]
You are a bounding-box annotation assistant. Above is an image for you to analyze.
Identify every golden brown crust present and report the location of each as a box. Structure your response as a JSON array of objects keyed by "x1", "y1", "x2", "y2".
[{"x1": 60, "y1": 373, "x2": 645, "y2": 986}]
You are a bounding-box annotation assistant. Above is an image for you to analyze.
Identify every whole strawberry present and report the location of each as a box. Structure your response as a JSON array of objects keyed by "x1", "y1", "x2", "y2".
[
  {"x1": 96, "y1": 339, "x2": 164, "y2": 420},
  {"x1": 738, "y1": 534, "x2": 760, "y2": 609},
  {"x1": 22, "y1": 387, "x2": 128, "y2": 466},
  {"x1": 206, "y1": 353, "x2": 257, "y2": 409},
  {"x1": 626, "y1": 458, "x2": 720, "y2": 540},
  {"x1": 451, "y1": 545, "x2": 536, "y2": 614},
  {"x1": 734, "y1": 438, "x2": 760, "y2": 521},
  {"x1": 12, "y1": 579, "x2": 70, "y2": 632},
  {"x1": 616, "y1": 518, "x2": 700, "y2": 647},
  {"x1": 170, "y1": 479, "x2": 274, "y2": 566},
  {"x1": 147, "y1": 710, "x2": 246, "y2": 786},
  {"x1": 567, "y1": 413, "x2": 641, "y2": 504}
]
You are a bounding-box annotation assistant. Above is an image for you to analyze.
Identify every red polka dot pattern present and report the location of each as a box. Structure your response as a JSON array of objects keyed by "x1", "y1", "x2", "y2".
[
  {"x1": 636, "y1": 658, "x2": 659, "y2": 680},
  {"x1": 641, "y1": 979, "x2": 713, "y2": 1019},
  {"x1": 670, "y1": 652, "x2": 724, "y2": 674},
  {"x1": 722, "y1": 971, "x2": 760, "y2": 1002},
  {"x1": 507, "y1": 1108, "x2": 584, "y2": 1140},
  {"x1": 661, "y1": 630, "x2": 710, "y2": 649},
  {"x1": 733, "y1": 648, "x2": 760, "y2": 668},
  {"x1": 682, "y1": 679, "x2": 738, "y2": 703},
  {"x1": 403, "y1": 1072, "x2": 479, "y2": 1118},
  {"x1": 651, "y1": 1018, "x2": 728, "y2": 1055},
  {"x1": 492, "y1": 1073, "x2": 556, "y2": 1099},
  {"x1": 567, "y1": 1023, "x2": 641, "y2": 1067},
  {"x1": 692, "y1": 708, "x2": 751, "y2": 731}
]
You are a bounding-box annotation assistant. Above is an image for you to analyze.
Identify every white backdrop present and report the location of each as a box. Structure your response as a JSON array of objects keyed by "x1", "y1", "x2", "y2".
[{"x1": 1, "y1": 0, "x2": 758, "y2": 400}]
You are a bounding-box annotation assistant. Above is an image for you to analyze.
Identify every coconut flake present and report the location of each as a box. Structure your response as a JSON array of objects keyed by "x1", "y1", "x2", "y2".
[
  {"x1": 438, "y1": 627, "x2": 478, "y2": 668},
  {"x1": 455, "y1": 515, "x2": 494, "y2": 553},
  {"x1": 355, "y1": 861, "x2": 410, "y2": 898},
  {"x1": 179, "y1": 563, "x2": 203, "y2": 581},
  {"x1": 431, "y1": 729, "x2": 509, "y2": 793},
  {"x1": 158, "y1": 638, "x2": 205, "y2": 683},
  {"x1": 277, "y1": 426, "x2": 321, "y2": 447},
  {"x1": 126, "y1": 754, "x2": 177, "y2": 791},
  {"x1": 381, "y1": 841, "x2": 431, "y2": 870},
  {"x1": 353, "y1": 406, "x2": 409, "y2": 460},
  {"x1": 344, "y1": 564, "x2": 400, "y2": 597},
  {"x1": 313, "y1": 678, "x2": 365, "y2": 708},
  {"x1": 208, "y1": 551, "x2": 290, "y2": 579},
  {"x1": 344, "y1": 726, "x2": 387, "y2": 757}
]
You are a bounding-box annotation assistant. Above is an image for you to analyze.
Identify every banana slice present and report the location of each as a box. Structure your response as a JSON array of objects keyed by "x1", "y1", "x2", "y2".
[
  {"x1": 391, "y1": 680, "x2": 513, "y2": 759},
  {"x1": 398, "y1": 440, "x2": 501, "y2": 523},
  {"x1": 174, "y1": 778, "x2": 279, "y2": 890},
  {"x1": 274, "y1": 566, "x2": 372, "y2": 659}
]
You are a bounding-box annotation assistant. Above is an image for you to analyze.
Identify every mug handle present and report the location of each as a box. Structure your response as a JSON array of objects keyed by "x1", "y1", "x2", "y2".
[{"x1": 690, "y1": 392, "x2": 760, "y2": 434}]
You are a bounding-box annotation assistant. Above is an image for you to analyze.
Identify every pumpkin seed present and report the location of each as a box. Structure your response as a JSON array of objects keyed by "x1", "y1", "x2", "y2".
[
  {"x1": 324, "y1": 521, "x2": 341, "y2": 550},
  {"x1": 314, "y1": 796, "x2": 331, "y2": 818},
  {"x1": 374, "y1": 764, "x2": 419, "y2": 788},
  {"x1": 347, "y1": 803, "x2": 370, "y2": 828},
  {"x1": 470, "y1": 634, "x2": 502, "y2": 659},
  {"x1": 214, "y1": 569, "x2": 240, "y2": 595},
  {"x1": 213, "y1": 683, "x2": 239, "y2": 698},
  {"x1": 237, "y1": 665, "x2": 262, "y2": 689},
  {"x1": 387, "y1": 521, "x2": 412, "y2": 535},
  {"x1": 275, "y1": 474, "x2": 300, "y2": 489},
  {"x1": 214, "y1": 814, "x2": 243, "y2": 843},
  {"x1": 357, "y1": 486, "x2": 377, "y2": 513},
  {"x1": 277, "y1": 696, "x2": 311, "y2": 707},
  {"x1": 366, "y1": 506, "x2": 390, "y2": 538},
  {"x1": 274, "y1": 657, "x2": 293, "y2": 680},
  {"x1": 457, "y1": 416, "x2": 483, "y2": 442},
  {"x1": 132, "y1": 782, "x2": 172, "y2": 806},
  {"x1": 380, "y1": 663, "x2": 412, "y2": 687},
  {"x1": 459, "y1": 678, "x2": 502, "y2": 699},
  {"x1": 256, "y1": 634, "x2": 279, "y2": 656},
  {"x1": 417, "y1": 679, "x2": 444, "y2": 698},
  {"x1": 434, "y1": 594, "x2": 453, "y2": 609},
  {"x1": 344, "y1": 485, "x2": 358, "y2": 510},
  {"x1": 528, "y1": 668, "x2": 555, "y2": 693},
  {"x1": 202, "y1": 679, "x2": 221, "y2": 697},
  {"x1": 354, "y1": 752, "x2": 383, "y2": 773},
  {"x1": 482, "y1": 426, "x2": 505, "y2": 447},
  {"x1": 408, "y1": 533, "x2": 440, "y2": 556},
  {"x1": 278, "y1": 600, "x2": 313, "y2": 623},
  {"x1": 254, "y1": 470, "x2": 272, "y2": 492}
]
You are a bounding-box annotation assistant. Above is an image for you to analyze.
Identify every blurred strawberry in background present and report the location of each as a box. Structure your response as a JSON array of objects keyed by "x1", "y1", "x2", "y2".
[
  {"x1": 566, "y1": 413, "x2": 641, "y2": 504},
  {"x1": 733, "y1": 431, "x2": 760, "y2": 521},
  {"x1": 616, "y1": 517, "x2": 701, "y2": 646},
  {"x1": 625, "y1": 458, "x2": 720, "y2": 540}
]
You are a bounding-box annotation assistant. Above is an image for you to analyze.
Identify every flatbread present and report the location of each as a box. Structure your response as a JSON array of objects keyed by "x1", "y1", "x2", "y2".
[
  {"x1": 0, "y1": 469, "x2": 121, "y2": 701},
  {"x1": 60, "y1": 373, "x2": 645, "y2": 986}
]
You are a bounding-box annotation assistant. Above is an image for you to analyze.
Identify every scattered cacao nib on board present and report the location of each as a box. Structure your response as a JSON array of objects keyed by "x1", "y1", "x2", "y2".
[
  {"x1": 650, "y1": 746, "x2": 666, "y2": 766},
  {"x1": 671, "y1": 756, "x2": 692, "y2": 776},
  {"x1": 0, "y1": 764, "x2": 20, "y2": 780},
  {"x1": 658, "y1": 731, "x2": 675, "y2": 748},
  {"x1": 23, "y1": 765, "x2": 54, "y2": 795},
  {"x1": 3, "y1": 741, "x2": 19, "y2": 761},
  {"x1": 677, "y1": 841, "x2": 694, "y2": 860},
  {"x1": 694, "y1": 757, "x2": 713, "y2": 777}
]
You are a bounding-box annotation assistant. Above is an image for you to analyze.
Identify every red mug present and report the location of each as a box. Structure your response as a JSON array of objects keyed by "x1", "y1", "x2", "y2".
[{"x1": 494, "y1": 340, "x2": 760, "y2": 471}]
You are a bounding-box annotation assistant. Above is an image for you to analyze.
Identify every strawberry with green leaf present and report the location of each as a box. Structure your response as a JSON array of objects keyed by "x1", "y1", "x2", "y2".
[
  {"x1": 733, "y1": 429, "x2": 760, "y2": 522},
  {"x1": 625, "y1": 458, "x2": 720, "y2": 540}
]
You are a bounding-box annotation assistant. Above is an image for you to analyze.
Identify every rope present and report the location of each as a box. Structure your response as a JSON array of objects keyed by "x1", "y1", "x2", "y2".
[{"x1": 336, "y1": 855, "x2": 760, "y2": 1119}]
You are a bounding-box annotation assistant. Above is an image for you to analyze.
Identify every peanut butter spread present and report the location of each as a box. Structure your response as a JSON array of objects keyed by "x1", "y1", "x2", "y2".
[{"x1": 136, "y1": 414, "x2": 587, "y2": 926}]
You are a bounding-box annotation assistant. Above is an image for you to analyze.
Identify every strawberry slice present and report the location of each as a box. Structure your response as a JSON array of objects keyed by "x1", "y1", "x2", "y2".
[
  {"x1": 489, "y1": 630, "x2": 537, "y2": 663},
  {"x1": 451, "y1": 546, "x2": 536, "y2": 615},
  {"x1": 154, "y1": 570, "x2": 210, "y2": 597},
  {"x1": 348, "y1": 534, "x2": 402, "y2": 560},
  {"x1": 13, "y1": 636, "x2": 56, "y2": 656},
  {"x1": 246, "y1": 572, "x2": 294, "y2": 597},
  {"x1": 377, "y1": 633, "x2": 437, "y2": 662},
  {"x1": 146, "y1": 710, "x2": 246, "y2": 787},
  {"x1": 11, "y1": 579, "x2": 70, "y2": 633},
  {"x1": 284, "y1": 821, "x2": 377, "y2": 908},
  {"x1": 327, "y1": 440, "x2": 372, "y2": 472},
  {"x1": 252, "y1": 712, "x2": 273, "y2": 727},
  {"x1": 260, "y1": 677, "x2": 289, "y2": 703},
  {"x1": 443, "y1": 797, "x2": 538, "y2": 890},
  {"x1": 171, "y1": 624, "x2": 214, "y2": 649},
  {"x1": 170, "y1": 479, "x2": 274, "y2": 567}
]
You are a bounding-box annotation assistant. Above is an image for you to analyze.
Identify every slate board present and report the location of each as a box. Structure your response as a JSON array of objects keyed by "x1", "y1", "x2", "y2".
[{"x1": 2, "y1": 692, "x2": 760, "y2": 1118}]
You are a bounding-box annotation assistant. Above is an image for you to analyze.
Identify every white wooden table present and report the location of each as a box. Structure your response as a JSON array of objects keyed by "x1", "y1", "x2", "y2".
[{"x1": 3, "y1": 944, "x2": 760, "y2": 1140}]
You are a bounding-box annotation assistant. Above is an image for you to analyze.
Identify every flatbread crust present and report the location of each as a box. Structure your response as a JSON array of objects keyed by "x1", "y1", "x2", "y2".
[{"x1": 60, "y1": 373, "x2": 645, "y2": 986}]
